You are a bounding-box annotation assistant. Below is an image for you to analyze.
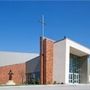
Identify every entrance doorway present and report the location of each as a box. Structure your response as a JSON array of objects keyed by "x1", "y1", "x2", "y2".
[
  {"x1": 69, "y1": 54, "x2": 81, "y2": 84},
  {"x1": 69, "y1": 73, "x2": 80, "y2": 84}
]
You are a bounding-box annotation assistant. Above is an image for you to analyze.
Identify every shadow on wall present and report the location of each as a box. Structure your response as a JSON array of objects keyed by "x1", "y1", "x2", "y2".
[{"x1": 25, "y1": 56, "x2": 40, "y2": 84}]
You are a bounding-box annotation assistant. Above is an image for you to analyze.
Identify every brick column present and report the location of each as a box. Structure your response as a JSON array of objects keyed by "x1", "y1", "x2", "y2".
[
  {"x1": 40, "y1": 37, "x2": 54, "y2": 84},
  {"x1": 40, "y1": 37, "x2": 44, "y2": 84}
]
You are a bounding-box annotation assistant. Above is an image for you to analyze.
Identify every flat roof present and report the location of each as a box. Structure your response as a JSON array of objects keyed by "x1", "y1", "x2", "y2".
[
  {"x1": 54, "y1": 37, "x2": 90, "y2": 56},
  {"x1": 0, "y1": 51, "x2": 39, "y2": 67}
]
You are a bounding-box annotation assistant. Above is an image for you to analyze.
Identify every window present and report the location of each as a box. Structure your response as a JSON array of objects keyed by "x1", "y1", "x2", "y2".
[
  {"x1": 69, "y1": 54, "x2": 81, "y2": 84},
  {"x1": 26, "y1": 72, "x2": 40, "y2": 84}
]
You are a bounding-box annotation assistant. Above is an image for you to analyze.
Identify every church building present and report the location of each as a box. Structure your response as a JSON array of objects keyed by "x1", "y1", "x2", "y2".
[{"x1": 0, "y1": 37, "x2": 90, "y2": 85}]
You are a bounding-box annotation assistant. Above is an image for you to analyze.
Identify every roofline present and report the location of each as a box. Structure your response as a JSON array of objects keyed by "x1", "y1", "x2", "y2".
[
  {"x1": 43, "y1": 37, "x2": 55, "y2": 42},
  {"x1": 0, "y1": 62, "x2": 25, "y2": 68},
  {"x1": 55, "y1": 37, "x2": 90, "y2": 51},
  {"x1": 67, "y1": 38, "x2": 90, "y2": 51},
  {"x1": 0, "y1": 51, "x2": 39, "y2": 55},
  {"x1": 54, "y1": 37, "x2": 66, "y2": 43}
]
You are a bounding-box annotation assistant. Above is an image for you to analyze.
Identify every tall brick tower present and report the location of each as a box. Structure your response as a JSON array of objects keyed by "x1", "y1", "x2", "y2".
[{"x1": 40, "y1": 37, "x2": 54, "y2": 84}]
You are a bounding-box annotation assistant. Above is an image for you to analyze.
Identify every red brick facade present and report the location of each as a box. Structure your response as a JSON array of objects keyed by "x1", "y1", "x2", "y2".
[
  {"x1": 0, "y1": 37, "x2": 54, "y2": 85},
  {"x1": 0, "y1": 63, "x2": 26, "y2": 85},
  {"x1": 40, "y1": 37, "x2": 54, "y2": 84},
  {"x1": 40, "y1": 37, "x2": 44, "y2": 84}
]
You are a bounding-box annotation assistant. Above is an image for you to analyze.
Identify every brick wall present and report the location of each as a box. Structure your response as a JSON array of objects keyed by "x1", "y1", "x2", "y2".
[
  {"x1": 40, "y1": 37, "x2": 44, "y2": 84},
  {"x1": 40, "y1": 37, "x2": 54, "y2": 84},
  {"x1": 0, "y1": 63, "x2": 26, "y2": 85}
]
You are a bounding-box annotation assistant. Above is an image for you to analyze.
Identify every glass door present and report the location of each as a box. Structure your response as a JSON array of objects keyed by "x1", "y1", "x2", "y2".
[
  {"x1": 69, "y1": 73, "x2": 80, "y2": 84},
  {"x1": 69, "y1": 54, "x2": 81, "y2": 84}
]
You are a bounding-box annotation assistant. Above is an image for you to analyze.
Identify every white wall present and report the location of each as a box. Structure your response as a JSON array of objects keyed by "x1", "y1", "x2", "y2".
[
  {"x1": 67, "y1": 39, "x2": 90, "y2": 56},
  {"x1": 66, "y1": 38, "x2": 90, "y2": 84},
  {"x1": 88, "y1": 62, "x2": 90, "y2": 83},
  {"x1": 53, "y1": 40, "x2": 66, "y2": 84},
  {"x1": 65, "y1": 40, "x2": 70, "y2": 84},
  {"x1": 80, "y1": 56, "x2": 88, "y2": 83},
  {"x1": 53, "y1": 38, "x2": 90, "y2": 84}
]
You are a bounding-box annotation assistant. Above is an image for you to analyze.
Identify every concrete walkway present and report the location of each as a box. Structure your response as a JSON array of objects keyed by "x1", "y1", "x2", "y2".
[{"x1": 0, "y1": 85, "x2": 90, "y2": 90}]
